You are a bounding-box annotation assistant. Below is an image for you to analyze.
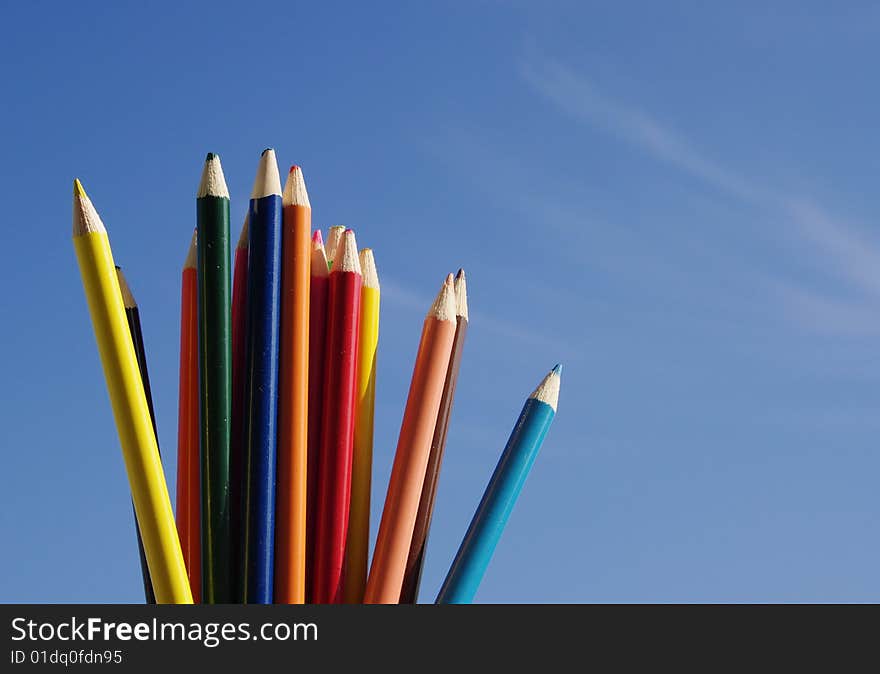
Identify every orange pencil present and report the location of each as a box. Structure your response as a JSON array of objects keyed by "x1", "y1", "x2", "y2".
[
  {"x1": 175, "y1": 231, "x2": 200, "y2": 602},
  {"x1": 364, "y1": 274, "x2": 457, "y2": 604},
  {"x1": 275, "y1": 166, "x2": 311, "y2": 604}
]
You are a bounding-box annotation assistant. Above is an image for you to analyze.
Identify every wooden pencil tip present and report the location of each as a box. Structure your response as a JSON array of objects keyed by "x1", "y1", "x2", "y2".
[
  {"x1": 184, "y1": 229, "x2": 197, "y2": 269},
  {"x1": 251, "y1": 148, "x2": 281, "y2": 198},
  {"x1": 453, "y1": 268, "x2": 468, "y2": 320},
  {"x1": 333, "y1": 229, "x2": 362, "y2": 274},
  {"x1": 115, "y1": 266, "x2": 137, "y2": 308},
  {"x1": 72, "y1": 179, "x2": 107, "y2": 236},
  {"x1": 325, "y1": 225, "x2": 346, "y2": 263},
  {"x1": 311, "y1": 236, "x2": 329, "y2": 278},
  {"x1": 428, "y1": 274, "x2": 456, "y2": 322},
  {"x1": 282, "y1": 164, "x2": 311, "y2": 208},
  {"x1": 197, "y1": 152, "x2": 230, "y2": 199},
  {"x1": 530, "y1": 366, "x2": 561, "y2": 412},
  {"x1": 312, "y1": 229, "x2": 324, "y2": 245},
  {"x1": 236, "y1": 215, "x2": 249, "y2": 250},
  {"x1": 359, "y1": 248, "x2": 380, "y2": 290}
]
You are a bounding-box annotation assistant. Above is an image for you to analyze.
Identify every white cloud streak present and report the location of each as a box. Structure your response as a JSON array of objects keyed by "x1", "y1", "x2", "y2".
[{"x1": 521, "y1": 56, "x2": 880, "y2": 332}]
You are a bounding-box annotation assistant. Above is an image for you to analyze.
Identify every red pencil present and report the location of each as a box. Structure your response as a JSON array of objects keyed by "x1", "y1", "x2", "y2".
[
  {"x1": 229, "y1": 216, "x2": 248, "y2": 600},
  {"x1": 175, "y1": 231, "x2": 200, "y2": 602},
  {"x1": 313, "y1": 229, "x2": 362, "y2": 603},
  {"x1": 306, "y1": 230, "x2": 329, "y2": 602}
]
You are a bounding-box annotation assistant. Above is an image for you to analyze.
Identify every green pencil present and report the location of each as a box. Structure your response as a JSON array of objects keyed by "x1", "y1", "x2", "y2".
[{"x1": 196, "y1": 152, "x2": 232, "y2": 603}]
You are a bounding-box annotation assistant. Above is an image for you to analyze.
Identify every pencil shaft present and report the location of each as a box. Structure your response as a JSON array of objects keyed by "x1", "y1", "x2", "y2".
[
  {"x1": 74, "y1": 231, "x2": 191, "y2": 603},
  {"x1": 275, "y1": 202, "x2": 310, "y2": 603},
  {"x1": 229, "y1": 243, "x2": 248, "y2": 601},
  {"x1": 400, "y1": 314, "x2": 467, "y2": 603},
  {"x1": 436, "y1": 398, "x2": 555, "y2": 604},
  {"x1": 125, "y1": 305, "x2": 159, "y2": 604},
  {"x1": 342, "y1": 282, "x2": 380, "y2": 603},
  {"x1": 175, "y1": 266, "x2": 200, "y2": 602},
  {"x1": 242, "y1": 193, "x2": 283, "y2": 604},
  {"x1": 314, "y1": 269, "x2": 361, "y2": 603},
  {"x1": 305, "y1": 264, "x2": 329, "y2": 602},
  {"x1": 365, "y1": 308, "x2": 455, "y2": 604},
  {"x1": 197, "y1": 195, "x2": 232, "y2": 603}
]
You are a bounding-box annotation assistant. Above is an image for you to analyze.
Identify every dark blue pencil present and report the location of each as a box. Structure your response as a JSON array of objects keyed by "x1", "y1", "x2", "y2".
[
  {"x1": 241, "y1": 148, "x2": 283, "y2": 604},
  {"x1": 436, "y1": 365, "x2": 561, "y2": 604}
]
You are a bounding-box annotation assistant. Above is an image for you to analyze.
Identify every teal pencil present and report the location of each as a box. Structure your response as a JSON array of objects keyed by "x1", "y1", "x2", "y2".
[{"x1": 436, "y1": 365, "x2": 561, "y2": 604}]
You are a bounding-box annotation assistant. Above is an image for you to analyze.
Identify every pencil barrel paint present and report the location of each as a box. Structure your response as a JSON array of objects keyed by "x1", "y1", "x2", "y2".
[
  {"x1": 176, "y1": 266, "x2": 200, "y2": 602},
  {"x1": 305, "y1": 263, "x2": 329, "y2": 602},
  {"x1": 242, "y1": 193, "x2": 283, "y2": 604},
  {"x1": 74, "y1": 232, "x2": 192, "y2": 604},
  {"x1": 364, "y1": 303, "x2": 456, "y2": 604},
  {"x1": 436, "y1": 398, "x2": 555, "y2": 604},
  {"x1": 342, "y1": 282, "x2": 379, "y2": 603},
  {"x1": 196, "y1": 194, "x2": 232, "y2": 603},
  {"x1": 229, "y1": 243, "x2": 248, "y2": 601},
  {"x1": 275, "y1": 201, "x2": 310, "y2": 603},
  {"x1": 400, "y1": 314, "x2": 467, "y2": 603},
  {"x1": 313, "y1": 268, "x2": 362, "y2": 603},
  {"x1": 125, "y1": 303, "x2": 159, "y2": 604}
]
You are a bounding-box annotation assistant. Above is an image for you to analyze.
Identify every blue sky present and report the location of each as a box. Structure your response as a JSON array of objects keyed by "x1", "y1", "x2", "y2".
[{"x1": 1, "y1": 1, "x2": 879, "y2": 602}]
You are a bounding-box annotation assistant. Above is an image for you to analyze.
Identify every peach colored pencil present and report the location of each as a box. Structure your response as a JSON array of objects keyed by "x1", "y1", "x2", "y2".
[{"x1": 364, "y1": 274, "x2": 456, "y2": 604}]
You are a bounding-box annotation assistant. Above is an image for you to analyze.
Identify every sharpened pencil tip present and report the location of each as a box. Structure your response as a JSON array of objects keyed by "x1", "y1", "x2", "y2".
[
  {"x1": 282, "y1": 164, "x2": 310, "y2": 207},
  {"x1": 72, "y1": 178, "x2": 107, "y2": 236},
  {"x1": 529, "y1": 366, "x2": 561, "y2": 411},
  {"x1": 312, "y1": 229, "x2": 324, "y2": 245},
  {"x1": 428, "y1": 275, "x2": 457, "y2": 322},
  {"x1": 326, "y1": 226, "x2": 346, "y2": 264},
  {"x1": 453, "y1": 269, "x2": 468, "y2": 321},
  {"x1": 197, "y1": 153, "x2": 230, "y2": 198},
  {"x1": 252, "y1": 149, "x2": 281, "y2": 198},
  {"x1": 333, "y1": 229, "x2": 362, "y2": 274},
  {"x1": 552, "y1": 364, "x2": 562, "y2": 375}
]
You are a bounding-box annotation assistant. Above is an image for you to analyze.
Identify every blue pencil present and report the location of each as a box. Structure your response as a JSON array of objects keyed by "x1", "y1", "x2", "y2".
[
  {"x1": 241, "y1": 148, "x2": 283, "y2": 604},
  {"x1": 436, "y1": 365, "x2": 561, "y2": 604}
]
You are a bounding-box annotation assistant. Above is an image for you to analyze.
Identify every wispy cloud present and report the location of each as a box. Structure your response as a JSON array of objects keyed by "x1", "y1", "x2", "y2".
[
  {"x1": 770, "y1": 281, "x2": 880, "y2": 337},
  {"x1": 521, "y1": 58, "x2": 765, "y2": 204},
  {"x1": 521, "y1": 55, "x2": 880, "y2": 332}
]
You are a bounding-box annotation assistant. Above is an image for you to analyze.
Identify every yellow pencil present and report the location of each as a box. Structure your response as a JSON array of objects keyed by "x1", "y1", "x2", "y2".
[
  {"x1": 343, "y1": 248, "x2": 380, "y2": 602},
  {"x1": 72, "y1": 179, "x2": 193, "y2": 604}
]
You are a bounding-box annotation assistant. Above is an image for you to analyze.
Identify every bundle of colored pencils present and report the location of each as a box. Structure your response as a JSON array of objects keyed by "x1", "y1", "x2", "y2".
[{"x1": 71, "y1": 148, "x2": 562, "y2": 605}]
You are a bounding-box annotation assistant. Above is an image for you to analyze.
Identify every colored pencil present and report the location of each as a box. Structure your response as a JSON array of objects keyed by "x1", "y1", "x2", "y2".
[
  {"x1": 196, "y1": 153, "x2": 232, "y2": 603},
  {"x1": 313, "y1": 229, "x2": 362, "y2": 603},
  {"x1": 229, "y1": 216, "x2": 248, "y2": 601},
  {"x1": 275, "y1": 166, "x2": 311, "y2": 604},
  {"x1": 115, "y1": 266, "x2": 158, "y2": 605},
  {"x1": 305, "y1": 231, "x2": 329, "y2": 602},
  {"x1": 436, "y1": 365, "x2": 561, "y2": 604},
  {"x1": 325, "y1": 225, "x2": 345, "y2": 269},
  {"x1": 72, "y1": 179, "x2": 192, "y2": 604},
  {"x1": 342, "y1": 248, "x2": 380, "y2": 603},
  {"x1": 364, "y1": 274, "x2": 457, "y2": 604},
  {"x1": 175, "y1": 232, "x2": 200, "y2": 602},
  {"x1": 241, "y1": 149, "x2": 283, "y2": 604},
  {"x1": 400, "y1": 268, "x2": 468, "y2": 603}
]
